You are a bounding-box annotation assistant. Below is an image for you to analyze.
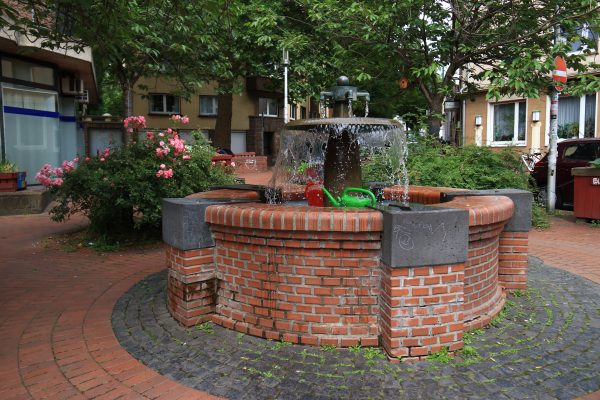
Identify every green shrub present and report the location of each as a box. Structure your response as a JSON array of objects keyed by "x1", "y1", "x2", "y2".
[
  {"x1": 531, "y1": 202, "x2": 551, "y2": 230},
  {"x1": 362, "y1": 152, "x2": 394, "y2": 183},
  {"x1": 363, "y1": 135, "x2": 551, "y2": 226},
  {"x1": 37, "y1": 116, "x2": 235, "y2": 237},
  {"x1": 362, "y1": 135, "x2": 530, "y2": 190},
  {"x1": 406, "y1": 136, "x2": 530, "y2": 190}
]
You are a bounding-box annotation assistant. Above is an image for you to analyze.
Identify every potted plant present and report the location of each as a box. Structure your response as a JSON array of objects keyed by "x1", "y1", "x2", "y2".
[{"x1": 0, "y1": 161, "x2": 18, "y2": 192}]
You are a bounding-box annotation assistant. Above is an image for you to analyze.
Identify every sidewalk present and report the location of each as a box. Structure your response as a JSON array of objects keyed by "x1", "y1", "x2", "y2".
[
  {"x1": 0, "y1": 208, "x2": 598, "y2": 399},
  {"x1": 529, "y1": 215, "x2": 600, "y2": 284}
]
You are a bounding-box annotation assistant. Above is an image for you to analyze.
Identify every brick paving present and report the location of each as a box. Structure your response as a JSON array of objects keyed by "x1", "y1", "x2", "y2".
[
  {"x1": 0, "y1": 206, "x2": 599, "y2": 399},
  {"x1": 0, "y1": 214, "x2": 216, "y2": 400},
  {"x1": 529, "y1": 215, "x2": 600, "y2": 285}
]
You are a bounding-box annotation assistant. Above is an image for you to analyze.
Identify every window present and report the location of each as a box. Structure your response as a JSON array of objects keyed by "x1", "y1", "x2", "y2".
[
  {"x1": 490, "y1": 101, "x2": 526, "y2": 143},
  {"x1": 199, "y1": 96, "x2": 218, "y2": 116},
  {"x1": 563, "y1": 143, "x2": 599, "y2": 161},
  {"x1": 149, "y1": 94, "x2": 179, "y2": 114},
  {"x1": 569, "y1": 24, "x2": 598, "y2": 54},
  {"x1": 556, "y1": 94, "x2": 596, "y2": 139},
  {"x1": 259, "y1": 97, "x2": 278, "y2": 117},
  {"x1": 1, "y1": 57, "x2": 55, "y2": 86},
  {"x1": 301, "y1": 106, "x2": 307, "y2": 120},
  {"x1": 289, "y1": 103, "x2": 297, "y2": 120}
]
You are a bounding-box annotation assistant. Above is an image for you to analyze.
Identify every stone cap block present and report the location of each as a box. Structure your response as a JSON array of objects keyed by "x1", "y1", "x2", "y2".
[
  {"x1": 381, "y1": 204, "x2": 469, "y2": 267},
  {"x1": 162, "y1": 198, "x2": 250, "y2": 250},
  {"x1": 441, "y1": 189, "x2": 532, "y2": 232}
]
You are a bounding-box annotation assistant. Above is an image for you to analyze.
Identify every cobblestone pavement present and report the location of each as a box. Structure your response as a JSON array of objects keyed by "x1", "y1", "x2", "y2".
[{"x1": 113, "y1": 257, "x2": 600, "y2": 400}]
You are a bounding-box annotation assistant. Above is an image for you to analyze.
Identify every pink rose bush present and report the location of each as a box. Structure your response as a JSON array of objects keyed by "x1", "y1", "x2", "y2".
[
  {"x1": 36, "y1": 164, "x2": 64, "y2": 187},
  {"x1": 123, "y1": 115, "x2": 146, "y2": 133},
  {"x1": 36, "y1": 115, "x2": 234, "y2": 236}
]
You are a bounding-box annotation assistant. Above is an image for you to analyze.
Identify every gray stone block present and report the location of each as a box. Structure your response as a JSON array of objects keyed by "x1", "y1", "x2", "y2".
[
  {"x1": 162, "y1": 198, "x2": 249, "y2": 250},
  {"x1": 441, "y1": 189, "x2": 532, "y2": 232},
  {"x1": 381, "y1": 205, "x2": 469, "y2": 267}
]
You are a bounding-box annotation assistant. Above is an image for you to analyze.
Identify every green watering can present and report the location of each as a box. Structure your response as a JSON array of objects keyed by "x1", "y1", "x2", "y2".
[{"x1": 321, "y1": 187, "x2": 377, "y2": 208}]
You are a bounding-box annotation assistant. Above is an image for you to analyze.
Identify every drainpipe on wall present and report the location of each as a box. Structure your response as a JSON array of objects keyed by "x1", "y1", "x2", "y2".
[{"x1": 0, "y1": 84, "x2": 4, "y2": 162}]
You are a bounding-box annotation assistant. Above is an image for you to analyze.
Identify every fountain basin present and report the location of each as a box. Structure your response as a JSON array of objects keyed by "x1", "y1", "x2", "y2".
[{"x1": 163, "y1": 185, "x2": 531, "y2": 360}]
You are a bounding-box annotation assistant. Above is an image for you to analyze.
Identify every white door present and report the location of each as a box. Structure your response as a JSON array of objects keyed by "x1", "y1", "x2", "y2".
[{"x1": 231, "y1": 131, "x2": 247, "y2": 153}]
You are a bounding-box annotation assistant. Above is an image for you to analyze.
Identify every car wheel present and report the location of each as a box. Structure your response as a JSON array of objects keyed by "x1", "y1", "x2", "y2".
[{"x1": 556, "y1": 190, "x2": 567, "y2": 210}]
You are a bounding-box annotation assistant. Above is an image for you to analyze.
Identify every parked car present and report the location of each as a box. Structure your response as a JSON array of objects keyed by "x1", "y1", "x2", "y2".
[{"x1": 531, "y1": 138, "x2": 600, "y2": 209}]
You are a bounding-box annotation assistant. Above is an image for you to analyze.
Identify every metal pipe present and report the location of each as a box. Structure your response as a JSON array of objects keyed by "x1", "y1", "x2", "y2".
[{"x1": 283, "y1": 49, "x2": 289, "y2": 124}]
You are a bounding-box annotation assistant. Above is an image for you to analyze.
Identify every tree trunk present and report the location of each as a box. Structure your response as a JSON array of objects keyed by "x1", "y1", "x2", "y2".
[
  {"x1": 427, "y1": 95, "x2": 444, "y2": 137},
  {"x1": 122, "y1": 81, "x2": 133, "y2": 118},
  {"x1": 214, "y1": 88, "x2": 233, "y2": 150}
]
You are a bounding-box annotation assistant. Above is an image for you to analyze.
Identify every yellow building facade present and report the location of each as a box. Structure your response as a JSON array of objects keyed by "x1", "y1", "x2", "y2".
[
  {"x1": 461, "y1": 32, "x2": 600, "y2": 152},
  {"x1": 132, "y1": 77, "x2": 314, "y2": 162}
]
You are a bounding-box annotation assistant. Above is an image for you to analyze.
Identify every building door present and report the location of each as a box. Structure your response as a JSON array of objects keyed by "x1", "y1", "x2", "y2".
[
  {"x1": 263, "y1": 131, "x2": 274, "y2": 154},
  {"x1": 2, "y1": 86, "x2": 60, "y2": 180},
  {"x1": 231, "y1": 131, "x2": 247, "y2": 153}
]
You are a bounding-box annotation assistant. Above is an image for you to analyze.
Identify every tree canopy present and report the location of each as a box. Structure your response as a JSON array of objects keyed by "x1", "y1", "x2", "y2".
[
  {"x1": 275, "y1": 0, "x2": 600, "y2": 133},
  {"x1": 2, "y1": 0, "x2": 599, "y2": 134}
]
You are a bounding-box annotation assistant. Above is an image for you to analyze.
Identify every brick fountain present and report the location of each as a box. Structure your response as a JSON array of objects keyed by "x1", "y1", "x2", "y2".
[{"x1": 162, "y1": 78, "x2": 532, "y2": 361}]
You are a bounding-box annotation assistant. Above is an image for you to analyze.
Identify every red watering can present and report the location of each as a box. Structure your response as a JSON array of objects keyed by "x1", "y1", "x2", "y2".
[{"x1": 305, "y1": 182, "x2": 324, "y2": 207}]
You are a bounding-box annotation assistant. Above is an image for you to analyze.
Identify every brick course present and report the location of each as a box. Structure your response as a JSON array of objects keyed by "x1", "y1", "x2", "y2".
[
  {"x1": 166, "y1": 246, "x2": 216, "y2": 327},
  {"x1": 379, "y1": 262, "x2": 464, "y2": 358},
  {"x1": 498, "y1": 231, "x2": 529, "y2": 291}
]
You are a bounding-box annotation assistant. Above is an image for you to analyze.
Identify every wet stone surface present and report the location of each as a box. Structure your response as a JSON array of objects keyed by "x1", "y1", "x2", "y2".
[{"x1": 112, "y1": 257, "x2": 600, "y2": 399}]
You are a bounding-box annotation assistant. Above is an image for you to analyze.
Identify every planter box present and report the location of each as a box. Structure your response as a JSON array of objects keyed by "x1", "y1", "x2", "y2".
[
  {"x1": 572, "y1": 167, "x2": 600, "y2": 220},
  {"x1": 0, "y1": 172, "x2": 18, "y2": 192}
]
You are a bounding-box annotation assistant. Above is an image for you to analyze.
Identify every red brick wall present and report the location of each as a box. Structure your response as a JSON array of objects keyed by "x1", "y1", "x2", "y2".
[
  {"x1": 166, "y1": 246, "x2": 216, "y2": 327},
  {"x1": 210, "y1": 225, "x2": 382, "y2": 347},
  {"x1": 380, "y1": 262, "x2": 464, "y2": 360},
  {"x1": 232, "y1": 155, "x2": 268, "y2": 173},
  {"x1": 436, "y1": 196, "x2": 514, "y2": 328},
  {"x1": 463, "y1": 222, "x2": 505, "y2": 324},
  {"x1": 498, "y1": 231, "x2": 529, "y2": 291},
  {"x1": 165, "y1": 187, "x2": 524, "y2": 358},
  {"x1": 384, "y1": 185, "x2": 469, "y2": 204}
]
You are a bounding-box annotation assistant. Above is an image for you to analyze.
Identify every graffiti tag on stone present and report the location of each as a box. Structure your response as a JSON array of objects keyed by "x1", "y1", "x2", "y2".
[{"x1": 393, "y1": 222, "x2": 447, "y2": 251}]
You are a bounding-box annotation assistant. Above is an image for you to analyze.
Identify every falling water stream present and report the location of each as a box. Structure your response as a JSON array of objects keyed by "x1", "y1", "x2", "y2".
[{"x1": 268, "y1": 117, "x2": 409, "y2": 206}]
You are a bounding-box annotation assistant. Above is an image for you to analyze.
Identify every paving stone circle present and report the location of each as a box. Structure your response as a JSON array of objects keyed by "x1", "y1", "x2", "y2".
[{"x1": 112, "y1": 257, "x2": 600, "y2": 399}]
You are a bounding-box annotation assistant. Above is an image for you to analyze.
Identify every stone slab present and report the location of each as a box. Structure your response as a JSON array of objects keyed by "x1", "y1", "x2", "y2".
[
  {"x1": 381, "y1": 205, "x2": 469, "y2": 267},
  {"x1": 0, "y1": 188, "x2": 53, "y2": 216},
  {"x1": 441, "y1": 189, "x2": 532, "y2": 232},
  {"x1": 162, "y1": 198, "x2": 250, "y2": 250}
]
